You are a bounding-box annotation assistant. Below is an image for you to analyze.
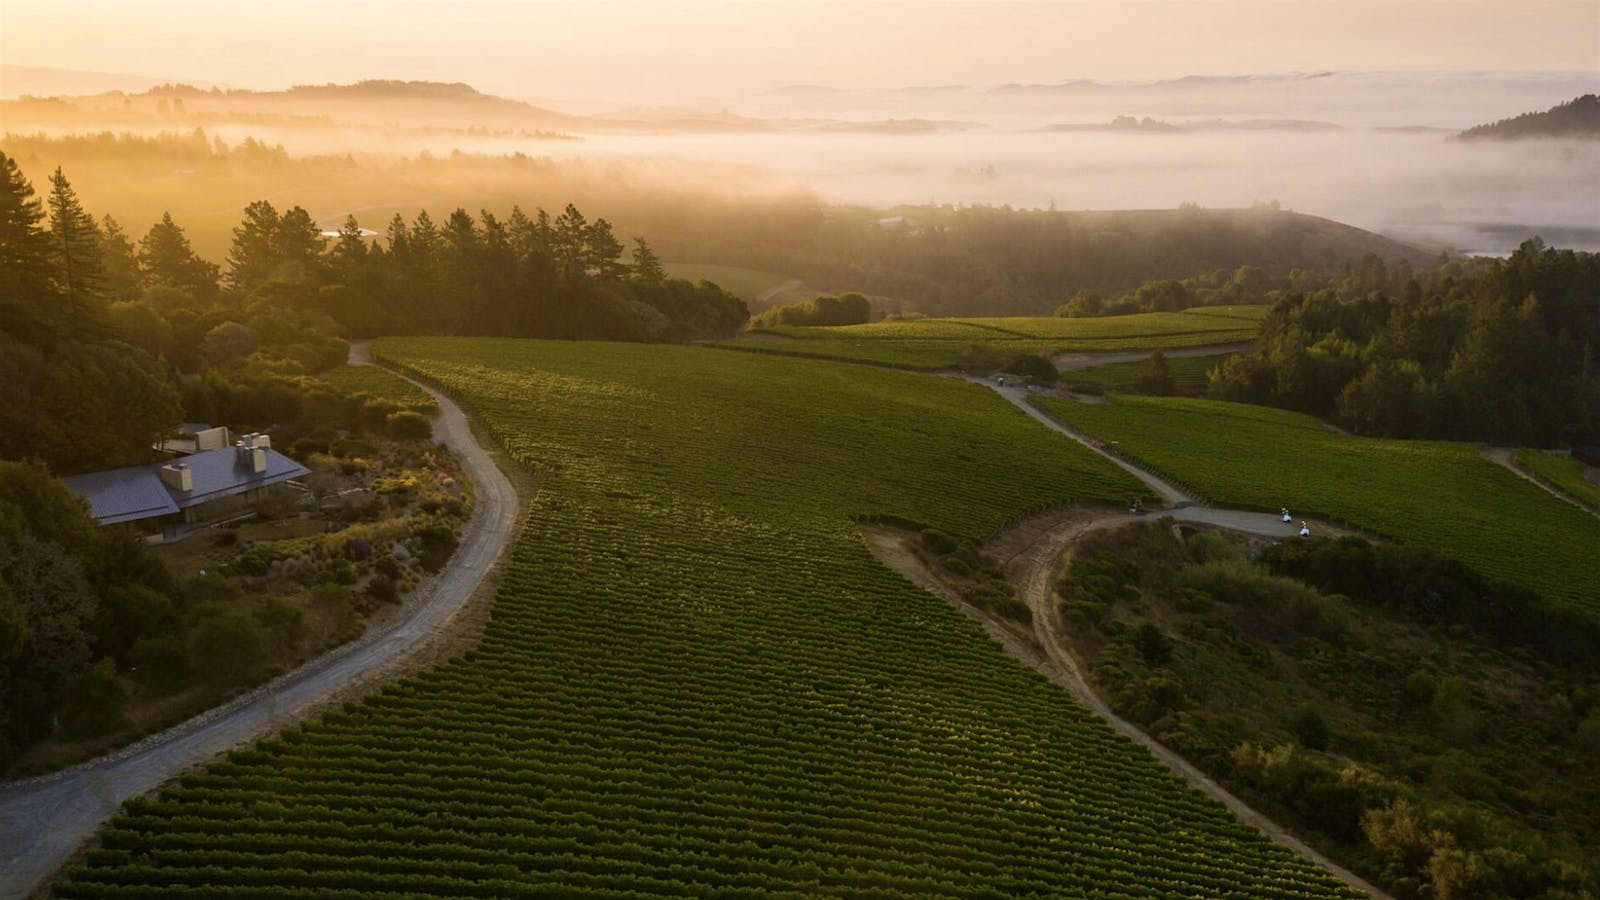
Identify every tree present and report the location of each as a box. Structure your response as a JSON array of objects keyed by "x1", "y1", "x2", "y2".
[
  {"x1": 187, "y1": 609, "x2": 267, "y2": 688},
  {"x1": 58, "y1": 656, "x2": 131, "y2": 737},
  {"x1": 1138, "y1": 351, "x2": 1176, "y2": 395},
  {"x1": 139, "y1": 212, "x2": 219, "y2": 304},
  {"x1": 584, "y1": 218, "x2": 627, "y2": 280},
  {"x1": 97, "y1": 215, "x2": 143, "y2": 302},
  {"x1": 226, "y1": 200, "x2": 281, "y2": 295},
  {"x1": 630, "y1": 238, "x2": 666, "y2": 282},
  {"x1": 46, "y1": 167, "x2": 110, "y2": 325},
  {"x1": 273, "y1": 206, "x2": 326, "y2": 282},
  {"x1": 0, "y1": 151, "x2": 57, "y2": 342}
]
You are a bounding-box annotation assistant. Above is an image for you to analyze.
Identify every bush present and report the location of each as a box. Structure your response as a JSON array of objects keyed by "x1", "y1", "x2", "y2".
[
  {"x1": 255, "y1": 596, "x2": 307, "y2": 654},
  {"x1": 367, "y1": 575, "x2": 398, "y2": 605},
  {"x1": 1132, "y1": 622, "x2": 1175, "y2": 664},
  {"x1": 375, "y1": 557, "x2": 402, "y2": 580},
  {"x1": 1003, "y1": 353, "x2": 1059, "y2": 384},
  {"x1": 58, "y1": 657, "x2": 132, "y2": 737},
  {"x1": 386, "y1": 411, "x2": 433, "y2": 441},
  {"x1": 188, "y1": 610, "x2": 268, "y2": 688},
  {"x1": 130, "y1": 635, "x2": 192, "y2": 694},
  {"x1": 1290, "y1": 704, "x2": 1332, "y2": 750},
  {"x1": 919, "y1": 528, "x2": 959, "y2": 555},
  {"x1": 359, "y1": 398, "x2": 402, "y2": 433}
]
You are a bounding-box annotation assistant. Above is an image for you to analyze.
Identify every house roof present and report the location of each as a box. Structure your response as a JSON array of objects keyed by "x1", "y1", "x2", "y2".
[{"x1": 63, "y1": 447, "x2": 311, "y2": 526}]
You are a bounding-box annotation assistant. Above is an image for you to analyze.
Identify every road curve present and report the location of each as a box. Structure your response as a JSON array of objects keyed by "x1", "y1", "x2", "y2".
[
  {"x1": 0, "y1": 342, "x2": 521, "y2": 900},
  {"x1": 1052, "y1": 342, "x2": 1251, "y2": 373}
]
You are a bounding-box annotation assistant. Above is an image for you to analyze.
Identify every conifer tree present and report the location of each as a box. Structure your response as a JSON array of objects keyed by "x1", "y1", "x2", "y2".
[
  {"x1": 97, "y1": 215, "x2": 143, "y2": 302},
  {"x1": 630, "y1": 237, "x2": 666, "y2": 282},
  {"x1": 226, "y1": 200, "x2": 280, "y2": 295},
  {"x1": 0, "y1": 151, "x2": 56, "y2": 341},
  {"x1": 139, "y1": 212, "x2": 219, "y2": 304},
  {"x1": 46, "y1": 167, "x2": 110, "y2": 325}
]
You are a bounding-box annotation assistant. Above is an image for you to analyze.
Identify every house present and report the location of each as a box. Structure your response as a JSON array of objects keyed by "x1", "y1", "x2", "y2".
[{"x1": 63, "y1": 433, "x2": 310, "y2": 541}]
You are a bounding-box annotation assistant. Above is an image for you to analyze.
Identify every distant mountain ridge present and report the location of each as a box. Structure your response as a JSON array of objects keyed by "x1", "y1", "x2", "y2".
[{"x1": 1457, "y1": 94, "x2": 1600, "y2": 140}]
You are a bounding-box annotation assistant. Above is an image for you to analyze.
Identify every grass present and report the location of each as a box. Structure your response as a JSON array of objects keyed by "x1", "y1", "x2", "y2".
[
  {"x1": 1034, "y1": 394, "x2": 1600, "y2": 615},
  {"x1": 1063, "y1": 353, "x2": 1235, "y2": 394},
  {"x1": 723, "y1": 310, "x2": 1258, "y2": 370},
  {"x1": 324, "y1": 365, "x2": 439, "y2": 414},
  {"x1": 1517, "y1": 449, "x2": 1600, "y2": 509},
  {"x1": 59, "y1": 339, "x2": 1356, "y2": 898}
]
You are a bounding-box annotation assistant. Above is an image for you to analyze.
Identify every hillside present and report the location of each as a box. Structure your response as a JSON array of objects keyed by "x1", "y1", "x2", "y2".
[
  {"x1": 1458, "y1": 94, "x2": 1600, "y2": 140},
  {"x1": 779, "y1": 205, "x2": 1437, "y2": 317},
  {"x1": 1, "y1": 79, "x2": 584, "y2": 135}
]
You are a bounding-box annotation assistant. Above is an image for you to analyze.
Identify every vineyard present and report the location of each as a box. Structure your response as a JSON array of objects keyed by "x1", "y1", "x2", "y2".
[
  {"x1": 1035, "y1": 394, "x2": 1600, "y2": 614},
  {"x1": 57, "y1": 340, "x2": 1358, "y2": 897},
  {"x1": 1517, "y1": 449, "x2": 1600, "y2": 510},
  {"x1": 1062, "y1": 353, "x2": 1235, "y2": 394},
  {"x1": 721, "y1": 309, "x2": 1259, "y2": 370}
]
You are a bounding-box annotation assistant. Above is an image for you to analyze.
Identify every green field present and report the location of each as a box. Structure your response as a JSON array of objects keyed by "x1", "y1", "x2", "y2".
[
  {"x1": 324, "y1": 364, "x2": 439, "y2": 414},
  {"x1": 1035, "y1": 394, "x2": 1600, "y2": 614},
  {"x1": 663, "y1": 262, "x2": 798, "y2": 301},
  {"x1": 724, "y1": 310, "x2": 1258, "y2": 370},
  {"x1": 1063, "y1": 353, "x2": 1235, "y2": 393},
  {"x1": 59, "y1": 340, "x2": 1357, "y2": 897},
  {"x1": 1517, "y1": 449, "x2": 1600, "y2": 509}
]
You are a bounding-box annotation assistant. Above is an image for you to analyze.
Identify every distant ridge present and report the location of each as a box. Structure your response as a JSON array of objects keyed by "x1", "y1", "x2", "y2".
[{"x1": 1457, "y1": 94, "x2": 1600, "y2": 140}]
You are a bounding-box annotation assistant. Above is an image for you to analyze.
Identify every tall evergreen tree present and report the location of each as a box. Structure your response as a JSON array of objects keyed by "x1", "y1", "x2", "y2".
[
  {"x1": 552, "y1": 204, "x2": 587, "y2": 280},
  {"x1": 585, "y1": 218, "x2": 627, "y2": 281},
  {"x1": 226, "y1": 200, "x2": 280, "y2": 296},
  {"x1": 273, "y1": 206, "x2": 326, "y2": 282},
  {"x1": 139, "y1": 212, "x2": 219, "y2": 305},
  {"x1": 0, "y1": 152, "x2": 56, "y2": 341},
  {"x1": 45, "y1": 168, "x2": 109, "y2": 326},
  {"x1": 97, "y1": 215, "x2": 143, "y2": 302},
  {"x1": 630, "y1": 237, "x2": 666, "y2": 283}
]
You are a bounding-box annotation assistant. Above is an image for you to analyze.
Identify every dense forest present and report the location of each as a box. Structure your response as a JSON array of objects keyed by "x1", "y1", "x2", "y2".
[
  {"x1": 1211, "y1": 241, "x2": 1600, "y2": 445},
  {"x1": 1457, "y1": 94, "x2": 1600, "y2": 141}
]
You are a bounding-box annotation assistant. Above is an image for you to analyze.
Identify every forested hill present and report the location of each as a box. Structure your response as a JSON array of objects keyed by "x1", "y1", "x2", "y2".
[
  {"x1": 3, "y1": 80, "x2": 583, "y2": 134},
  {"x1": 754, "y1": 206, "x2": 1436, "y2": 317},
  {"x1": 1458, "y1": 94, "x2": 1600, "y2": 141}
]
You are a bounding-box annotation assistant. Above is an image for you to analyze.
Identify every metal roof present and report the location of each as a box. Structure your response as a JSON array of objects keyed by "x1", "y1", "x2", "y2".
[{"x1": 62, "y1": 447, "x2": 311, "y2": 526}]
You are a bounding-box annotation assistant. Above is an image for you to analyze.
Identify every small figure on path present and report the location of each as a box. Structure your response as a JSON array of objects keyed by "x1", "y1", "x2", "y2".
[
  {"x1": 1299, "y1": 521, "x2": 1311, "y2": 538},
  {"x1": 1282, "y1": 507, "x2": 1292, "y2": 523},
  {"x1": 997, "y1": 376, "x2": 1005, "y2": 387}
]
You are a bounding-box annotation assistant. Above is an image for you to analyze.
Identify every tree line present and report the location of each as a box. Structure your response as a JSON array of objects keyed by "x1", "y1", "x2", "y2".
[{"x1": 1211, "y1": 240, "x2": 1600, "y2": 445}]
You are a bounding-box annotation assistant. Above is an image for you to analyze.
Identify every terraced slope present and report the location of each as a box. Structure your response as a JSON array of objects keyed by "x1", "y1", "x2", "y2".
[
  {"x1": 58, "y1": 341, "x2": 1357, "y2": 898},
  {"x1": 1036, "y1": 394, "x2": 1600, "y2": 615}
]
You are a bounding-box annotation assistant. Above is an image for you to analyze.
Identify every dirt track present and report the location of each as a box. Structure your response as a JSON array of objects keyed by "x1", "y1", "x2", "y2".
[
  {"x1": 864, "y1": 506, "x2": 1387, "y2": 899},
  {"x1": 0, "y1": 344, "x2": 522, "y2": 900}
]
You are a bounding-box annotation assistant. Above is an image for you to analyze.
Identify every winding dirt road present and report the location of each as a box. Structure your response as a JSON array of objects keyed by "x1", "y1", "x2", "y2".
[
  {"x1": 867, "y1": 504, "x2": 1385, "y2": 899},
  {"x1": 1052, "y1": 342, "x2": 1250, "y2": 372},
  {"x1": 0, "y1": 344, "x2": 521, "y2": 900}
]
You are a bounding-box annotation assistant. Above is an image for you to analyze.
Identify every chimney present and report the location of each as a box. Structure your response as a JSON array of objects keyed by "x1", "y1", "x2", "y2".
[
  {"x1": 251, "y1": 447, "x2": 267, "y2": 474},
  {"x1": 251, "y1": 433, "x2": 270, "y2": 450},
  {"x1": 160, "y1": 463, "x2": 193, "y2": 492}
]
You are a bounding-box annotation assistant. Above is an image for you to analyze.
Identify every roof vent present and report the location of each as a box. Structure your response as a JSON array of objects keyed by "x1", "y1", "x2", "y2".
[{"x1": 159, "y1": 463, "x2": 193, "y2": 492}]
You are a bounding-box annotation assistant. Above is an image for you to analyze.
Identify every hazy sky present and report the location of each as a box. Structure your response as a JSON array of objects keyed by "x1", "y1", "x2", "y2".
[{"x1": 3, "y1": 1, "x2": 1597, "y2": 106}]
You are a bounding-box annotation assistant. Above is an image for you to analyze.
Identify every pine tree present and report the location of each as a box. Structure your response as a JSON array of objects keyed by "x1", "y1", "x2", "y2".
[
  {"x1": 552, "y1": 204, "x2": 587, "y2": 279},
  {"x1": 273, "y1": 206, "x2": 326, "y2": 281},
  {"x1": 630, "y1": 237, "x2": 666, "y2": 283},
  {"x1": 0, "y1": 151, "x2": 57, "y2": 341},
  {"x1": 46, "y1": 167, "x2": 109, "y2": 325},
  {"x1": 139, "y1": 212, "x2": 219, "y2": 304},
  {"x1": 226, "y1": 200, "x2": 280, "y2": 296},
  {"x1": 97, "y1": 215, "x2": 143, "y2": 302},
  {"x1": 584, "y1": 218, "x2": 626, "y2": 281}
]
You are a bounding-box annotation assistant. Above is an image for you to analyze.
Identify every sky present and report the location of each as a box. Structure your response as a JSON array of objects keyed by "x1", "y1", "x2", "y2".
[{"x1": 2, "y1": 1, "x2": 1597, "y2": 107}]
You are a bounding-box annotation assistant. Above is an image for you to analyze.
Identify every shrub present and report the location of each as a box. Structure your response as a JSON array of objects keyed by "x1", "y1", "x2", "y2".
[
  {"x1": 375, "y1": 557, "x2": 402, "y2": 580},
  {"x1": 58, "y1": 657, "x2": 132, "y2": 737},
  {"x1": 130, "y1": 635, "x2": 192, "y2": 694},
  {"x1": 188, "y1": 610, "x2": 268, "y2": 689},
  {"x1": 367, "y1": 575, "x2": 398, "y2": 605},
  {"x1": 919, "y1": 528, "x2": 959, "y2": 555},
  {"x1": 1004, "y1": 353, "x2": 1059, "y2": 384},
  {"x1": 1132, "y1": 622, "x2": 1174, "y2": 664},
  {"x1": 359, "y1": 398, "x2": 402, "y2": 433},
  {"x1": 1289, "y1": 704, "x2": 1331, "y2": 750},
  {"x1": 255, "y1": 596, "x2": 307, "y2": 654},
  {"x1": 386, "y1": 411, "x2": 433, "y2": 441}
]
